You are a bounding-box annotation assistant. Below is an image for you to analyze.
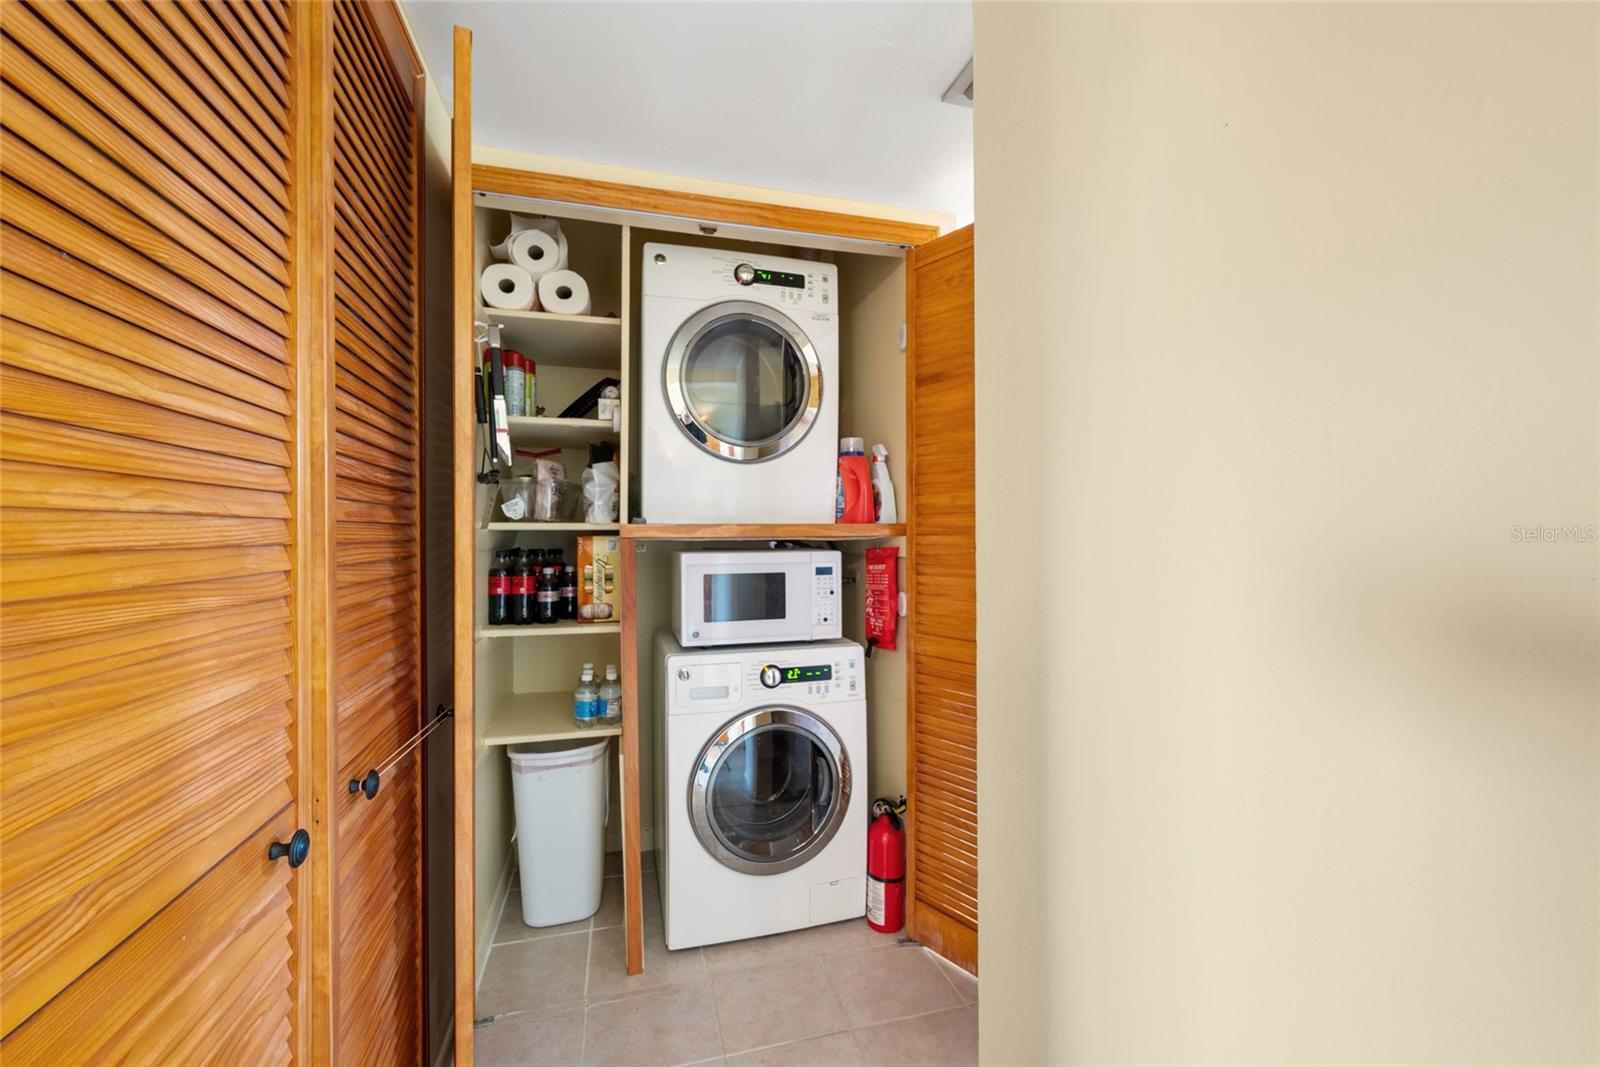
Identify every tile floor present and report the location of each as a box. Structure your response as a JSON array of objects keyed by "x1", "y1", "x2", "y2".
[{"x1": 476, "y1": 854, "x2": 978, "y2": 1067}]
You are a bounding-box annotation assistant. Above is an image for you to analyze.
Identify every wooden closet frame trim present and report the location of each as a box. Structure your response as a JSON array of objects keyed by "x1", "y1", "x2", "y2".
[
  {"x1": 471, "y1": 165, "x2": 942, "y2": 249},
  {"x1": 450, "y1": 24, "x2": 476, "y2": 1067},
  {"x1": 290, "y1": 2, "x2": 337, "y2": 1062},
  {"x1": 453, "y1": 164, "x2": 944, "y2": 1003}
]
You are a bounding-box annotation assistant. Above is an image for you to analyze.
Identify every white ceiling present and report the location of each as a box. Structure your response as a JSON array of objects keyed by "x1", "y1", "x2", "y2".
[{"x1": 401, "y1": 1, "x2": 974, "y2": 223}]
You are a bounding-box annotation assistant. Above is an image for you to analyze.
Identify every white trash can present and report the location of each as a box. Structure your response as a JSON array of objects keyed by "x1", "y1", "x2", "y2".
[{"x1": 507, "y1": 736, "x2": 609, "y2": 928}]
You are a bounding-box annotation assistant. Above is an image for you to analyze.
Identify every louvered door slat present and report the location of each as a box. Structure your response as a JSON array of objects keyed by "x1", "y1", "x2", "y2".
[
  {"x1": 328, "y1": 3, "x2": 423, "y2": 1063},
  {"x1": 0, "y1": 184, "x2": 289, "y2": 360},
  {"x1": 29, "y1": 1, "x2": 290, "y2": 213},
  {"x1": 0, "y1": 230, "x2": 289, "y2": 385},
  {"x1": 0, "y1": 812, "x2": 297, "y2": 1064},
  {"x1": 0, "y1": 134, "x2": 288, "y2": 327},
  {"x1": 0, "y1": 1, "x2": 298, "y2": 1059},
  {"x1": 906, "y1": 226, "x2": 979, "y2": 974},
  {"x1": 333, "y1": 211, "x2": 416, "y2": 313},
  {"x1": 0, "y1": 359, "x2": 290, "y2": 463},
  {"x1": 0, "y1": 42, "x2": 286, "y2": 284},
  {"x1": 143, "y1": 1, "x2": 287, "y2": 143},
  {"x1": 4, "y1": 3, "x2": 289, "y2": 238},
  {"x1": 332, "y1": 8, "x2": 411, "y2": 135},
  {"x1": 197, "y1": 0, "x2": 287, "y2": 103},
  {"x1": 89, "y1": 2, "x2": 290, "y2": 182}
]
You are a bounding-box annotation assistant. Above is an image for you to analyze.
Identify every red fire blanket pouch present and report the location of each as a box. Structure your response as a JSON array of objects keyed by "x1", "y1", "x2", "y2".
[{"x1": 864, "y1": 546, "x2": 899, "y2": 653}]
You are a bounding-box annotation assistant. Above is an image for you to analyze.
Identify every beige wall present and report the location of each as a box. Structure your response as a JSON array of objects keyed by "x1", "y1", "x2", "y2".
[{"x1": 974, "y1": 4, "x2": 1597, "y2": 1064}]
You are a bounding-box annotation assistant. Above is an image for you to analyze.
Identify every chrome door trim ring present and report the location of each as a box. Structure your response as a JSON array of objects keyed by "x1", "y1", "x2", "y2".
[
  {"x1": 687, "y1": 706, "x2": 851, "y2": 876},
  {"x1": 662, "y1": 300, "x2": 823, "y2": 463}
]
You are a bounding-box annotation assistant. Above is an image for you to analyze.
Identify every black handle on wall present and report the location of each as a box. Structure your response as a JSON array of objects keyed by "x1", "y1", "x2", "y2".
[
  {"x1": 346, "y1": 705, "x2": 454, "y2": 802},
  {"x1": 268, "y1": 828, "x2": 311, "y2": 868},
  {"x1": 348, "y1": 769, "x2": 381, "y2": 799}
]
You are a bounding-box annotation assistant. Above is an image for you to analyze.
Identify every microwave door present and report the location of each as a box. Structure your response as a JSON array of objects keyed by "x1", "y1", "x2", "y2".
[{"x1": 695, "y1": 563, "x2": 806, "y2": 644}]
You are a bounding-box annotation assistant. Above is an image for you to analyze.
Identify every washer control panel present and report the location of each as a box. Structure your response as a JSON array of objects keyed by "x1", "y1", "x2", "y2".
[
  {"x1": 666, "y1": 639, "x2": 865, "y2": 714},
  {"x1": 747, "y1": 650, "x2": 861, "y2": 701}
]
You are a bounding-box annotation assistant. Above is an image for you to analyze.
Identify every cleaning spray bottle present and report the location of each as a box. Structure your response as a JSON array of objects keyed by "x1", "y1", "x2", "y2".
[{"x1": 871, "y1": 444, "x2": 897, "y2": 523}]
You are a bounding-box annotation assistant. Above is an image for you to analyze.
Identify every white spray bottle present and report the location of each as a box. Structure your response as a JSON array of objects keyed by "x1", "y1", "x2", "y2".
[{"x1": 871, "y1": 444, "x2": 898, "y2": 523}]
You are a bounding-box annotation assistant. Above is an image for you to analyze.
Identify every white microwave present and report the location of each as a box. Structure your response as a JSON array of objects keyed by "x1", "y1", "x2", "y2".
[{"x1": 672, "y1": 550, "x2": 843, "y2": 647}]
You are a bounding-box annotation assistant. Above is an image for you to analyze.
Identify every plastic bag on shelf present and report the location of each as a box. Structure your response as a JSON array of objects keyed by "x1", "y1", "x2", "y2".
[{"x1": 582, "y1": 461, "x2": 620, "y2": 524}]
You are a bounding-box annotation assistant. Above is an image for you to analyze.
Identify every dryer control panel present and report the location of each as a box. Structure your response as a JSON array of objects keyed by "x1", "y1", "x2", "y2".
[{"x1": 643, "y1": 242, "x2": 835, "y2": 313}]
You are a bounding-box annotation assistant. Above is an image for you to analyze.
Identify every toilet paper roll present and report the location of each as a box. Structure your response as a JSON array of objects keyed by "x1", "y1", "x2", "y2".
[
  {"x1": 536, "y1": 270, "x2": 592, "y2": 316},
  {"x1": 501, "y1": 227, "x2": 566, "y2": 278},
  {"x1": 491, "y1": 214, "x2": 570, "y2": 271},
  {"x1": 479, "y1": 263, "x2": 538, "y2": 311}
]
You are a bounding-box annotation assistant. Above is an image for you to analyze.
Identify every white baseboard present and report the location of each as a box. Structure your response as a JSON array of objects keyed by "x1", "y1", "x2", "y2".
[
  {"x1": 605, "y1": 825, "x2": 654, "y2": 855},
  {"x1": 475, "y1": 852, "x2": 516, "y2": 994}
]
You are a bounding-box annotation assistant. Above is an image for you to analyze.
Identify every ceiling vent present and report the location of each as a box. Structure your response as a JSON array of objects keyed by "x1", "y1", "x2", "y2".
[{"x1": 942, "y1": 58, "x2": 974, "y2": 107}]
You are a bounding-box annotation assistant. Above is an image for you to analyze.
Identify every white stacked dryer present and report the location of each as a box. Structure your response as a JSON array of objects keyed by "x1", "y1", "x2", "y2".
[
  {"x1": 656, "y1": 633, "x2": 867, "y2": 950},
  {"x1": 639, "y1": 243, "x2": 839, "y2": 523}
]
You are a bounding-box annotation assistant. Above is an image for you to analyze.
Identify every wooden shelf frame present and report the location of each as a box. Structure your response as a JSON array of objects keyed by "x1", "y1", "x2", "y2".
[
  {"x1": 479, "y1": 308, "x2": 622, "y2": 370},
  {"x1": 507, "y1": 415, "x2": 618, "y2": 451},
  {"x1": 481, "y1": 690, "x2": 622, "y2": 746},
  {"x1": 620, "y1": 523, "x2": 906, "y2": 541},
  {"x1": 476, "y1": 621, "x2": 621, "y2": 640},
  {"x1": 483, "y1": 521, "x2": 619, "y2": 533}
]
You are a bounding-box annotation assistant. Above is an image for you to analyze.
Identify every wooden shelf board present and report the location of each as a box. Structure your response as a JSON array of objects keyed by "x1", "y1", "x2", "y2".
[
  {"x1": 476, "y1": 621, "x2": 622, "y2": 639},
  {"x1": 507, "y1": 415, "x2": 617, "y2": 451},
  {"x1": 620, "y1": 523, "x2": 906, "y2": 541},
  {"x1": 481, "y1": 307, "x2": 621, "y2": 370},
  {"x1": 482, "y1": 690, "x2": 622, "y2": 746},
  {"x1": 484, "y1": 522, "x2": 620, "y2": 533}
]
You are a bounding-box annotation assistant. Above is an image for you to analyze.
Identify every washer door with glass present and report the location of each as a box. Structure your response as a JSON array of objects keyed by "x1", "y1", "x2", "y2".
[
  {"x1": 689, "y1": 707, "x2": 851, "y2": 875},
  {"x1": 663, "y1": 300, "x2": 822, "y2": 463}
]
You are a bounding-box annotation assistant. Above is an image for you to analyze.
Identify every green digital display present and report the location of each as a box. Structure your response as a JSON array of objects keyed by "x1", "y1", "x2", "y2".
[
  {"x1": 755, "y1": 268, "x2": 805, "y2": 289},
  {"x1": 782, "y1": 665, "x2": 833, "y2": 684}
]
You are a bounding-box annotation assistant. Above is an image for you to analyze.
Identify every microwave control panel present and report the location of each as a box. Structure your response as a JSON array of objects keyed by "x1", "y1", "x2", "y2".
[{"x1": 812, "y1": 563, "x2": 839, "y2": 631}]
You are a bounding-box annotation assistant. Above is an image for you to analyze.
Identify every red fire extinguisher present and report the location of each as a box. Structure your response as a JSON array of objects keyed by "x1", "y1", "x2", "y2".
[{"x1": 867, "y1": 796, "x2": 906, "y2": 933}]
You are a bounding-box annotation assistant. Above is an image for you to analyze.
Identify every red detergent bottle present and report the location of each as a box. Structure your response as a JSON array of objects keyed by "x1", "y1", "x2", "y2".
[{"x1": 837, "y1": 437, "x2": 874, "y2": 523}]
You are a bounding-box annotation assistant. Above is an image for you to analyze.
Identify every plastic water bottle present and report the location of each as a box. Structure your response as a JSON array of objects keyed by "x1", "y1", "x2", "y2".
[
  {"x1": 573, "y1": 664, "x2": 599, "y2": 728},
  {"x1": 598, "y1": 664, "x2": 622, "y2": 727}
]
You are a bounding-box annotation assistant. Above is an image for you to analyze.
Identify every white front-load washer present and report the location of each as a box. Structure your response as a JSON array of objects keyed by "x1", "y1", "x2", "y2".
[
  {"x1": 656, "y1": 633, "x2": 867, "y2": 950},
  {"x1": 640, "y1": 243, "x2": 839, "y2": 523}
]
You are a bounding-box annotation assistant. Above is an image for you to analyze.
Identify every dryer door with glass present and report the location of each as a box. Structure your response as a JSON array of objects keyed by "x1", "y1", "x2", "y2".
[
  {"x1": 689, "y1": 707, "x2": 851, "y2": 874},
  {"x1": 663, "y1": 301, "x2": 822, "y2": 463}
]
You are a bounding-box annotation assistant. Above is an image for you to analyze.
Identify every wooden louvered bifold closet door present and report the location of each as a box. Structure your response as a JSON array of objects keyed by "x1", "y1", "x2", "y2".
[
  {"x1": 327, "y1": 4, "x2": 424, "y2": 1065},
  {"x1": 906, "y1": 225, "x2": 978, "y2": 974},
  {"x1": 0, "y1": 0, "x2": 302, "y2": 1061}
]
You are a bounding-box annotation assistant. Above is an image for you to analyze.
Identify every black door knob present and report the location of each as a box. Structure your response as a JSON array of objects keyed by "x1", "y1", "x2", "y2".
[
  {"x1": 268, "y1": 828, "x2": 311, "y2": 868},
  {"x1": 348, "y1": 769, "x2": 381, "y2": 799}
]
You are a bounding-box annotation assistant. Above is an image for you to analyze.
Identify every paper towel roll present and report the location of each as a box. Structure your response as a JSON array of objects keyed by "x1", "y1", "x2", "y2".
[
  {"x1": 502, "y1": 228, "x2": 566, "y2": 278},
  {"x1": 537, "y1": 270, "x2": 591, "y2": 316},
  {"x1": 480, "y1": 263, "x2": 537, "y2": 311},
  {"x1": 491, "y1": 214, "x2": 569, "y2": 270}
]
